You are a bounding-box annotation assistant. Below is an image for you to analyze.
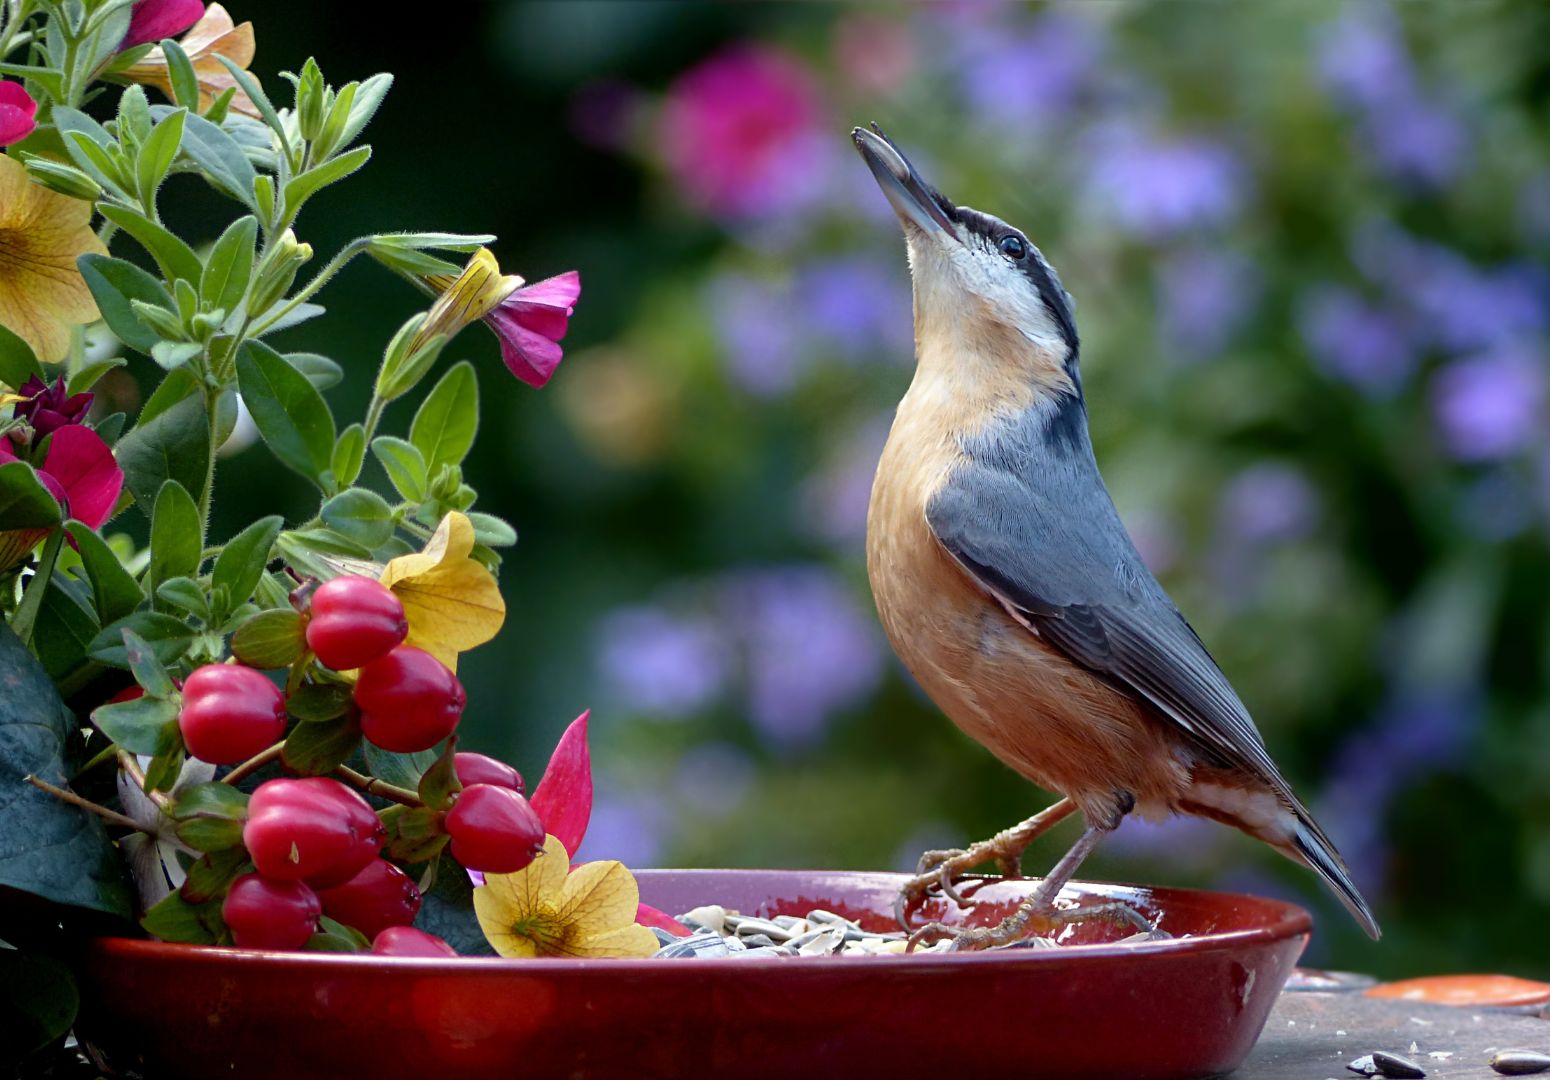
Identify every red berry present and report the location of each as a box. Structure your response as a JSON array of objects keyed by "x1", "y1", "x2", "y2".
[
  {"x1": 371, "y1": 926, "x2": 458, "y2": 958},
  {"x1": 444, "y1": 784, "x2": 546, "y2": 873},
  {"x1": 243, "y1": 777, "x2": 385, "y2": 887},
  {"x1": 178, "y1": 664, "x2": 287, "y2": 765},
  {"x1": 454, "y1": 752, "x2": 524, "y2": 794},
  {"x1": 354, "y1": 645, "x2": 465, "y2": 754},
  {"x1": 317, "y1": 859, "x2": 422, "y2": 939},
  {"x1": 305, "y1": 576, "x2": 409, "y2": 671},
  {"x1": 222, "y1": 874, "x2": 321, "y2": 949}
]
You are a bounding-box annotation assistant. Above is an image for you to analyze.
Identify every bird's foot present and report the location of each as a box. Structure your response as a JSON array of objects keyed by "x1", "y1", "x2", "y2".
[
  {"x1": 904, "y1": 898, "x2": 1158, "y2": 953},
  {"x1": 894, "y1": 798, "x2": 1077, "y2": 928}
]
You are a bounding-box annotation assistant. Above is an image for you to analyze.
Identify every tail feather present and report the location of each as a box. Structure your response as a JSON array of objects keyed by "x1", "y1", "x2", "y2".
[{"x1": 1288, "y1": 814, "x2": 1381, "y2": 941}]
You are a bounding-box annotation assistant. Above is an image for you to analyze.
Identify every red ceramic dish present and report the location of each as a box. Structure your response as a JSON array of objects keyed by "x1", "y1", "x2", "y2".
[{"x1": 77, "y1": 870, "x2": 1308, "y2": 1079}]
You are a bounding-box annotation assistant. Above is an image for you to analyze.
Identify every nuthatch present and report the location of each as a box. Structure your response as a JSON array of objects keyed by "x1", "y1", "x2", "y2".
[{"x1": 852, "y1": 124, "x2": 1379, "y2": 948}]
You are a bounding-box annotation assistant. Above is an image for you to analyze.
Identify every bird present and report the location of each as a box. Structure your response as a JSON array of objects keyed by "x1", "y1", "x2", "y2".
[{"x1": 852, "y1": 124, "x2": 1379, "y2": 950}]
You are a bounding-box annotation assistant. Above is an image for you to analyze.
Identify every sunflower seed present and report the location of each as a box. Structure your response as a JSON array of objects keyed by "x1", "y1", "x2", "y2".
[
  {"x1": 677, "y1": 905, "x2": 727, "y2": 935},
  {"x1": 1371, "y1": 1051, "x2": 1426, "y2": 1079},
  {"x1": 1491, "y1": 1050, "x2": 1550, "y2": 1076},
  {"x1": 733, "y1": 917, "x2": 793, "y2": 942}
]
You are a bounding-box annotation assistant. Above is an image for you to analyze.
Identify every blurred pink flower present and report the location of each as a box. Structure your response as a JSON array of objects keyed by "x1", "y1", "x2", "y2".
[
  {"x1": 0, "y1": 81, "x2": 37, "y2": 146},
  {"x1": 659, "y1": 46, "x2": 827, "y2": 220},
  {"x1": 484, "y1": 271, "x2": 580, "y2": 388},
  {"x1": 122, "y1": 0, "x2": 205, "y2": 50}
]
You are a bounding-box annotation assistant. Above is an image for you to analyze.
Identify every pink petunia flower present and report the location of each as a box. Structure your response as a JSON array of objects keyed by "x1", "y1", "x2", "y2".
[
  {"x1": 0, "y1": 81, "x2": 38, "y2": 147},
  {"x1": 14, "y1": 375, "x2": 94, "y2": 442},
  {"x1": 0, "y1": 425, "x2": 123, "y2": 529},
  {"x1": 121, "y1": 0, "x2": 205, "y2": 51},
  {"x1": 482, "y1": 272, "x2": 581, "y2": 388}
]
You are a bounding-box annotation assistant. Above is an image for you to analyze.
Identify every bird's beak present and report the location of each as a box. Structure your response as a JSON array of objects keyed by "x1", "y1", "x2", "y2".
[{"x1": 852, "y1": 124, "x2": 959, "y2": 241}]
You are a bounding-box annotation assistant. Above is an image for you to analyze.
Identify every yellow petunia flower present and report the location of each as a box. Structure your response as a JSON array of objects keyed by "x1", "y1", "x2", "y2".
[
  {"x1": 0, "y1": 155, "x2": 108, "y2": 362},
  {"x1": 473, "y1": 835, "x2": 660, "y2": 959},
  {"x1": 378, "y1": 511, "x2": 504, "y2": 673},
  {"x1": 121, "y1": 4, "x2": 261, "y2": 118},
  {"x1": 407, "y1": 247, "x2": 523, "y2": 357}
]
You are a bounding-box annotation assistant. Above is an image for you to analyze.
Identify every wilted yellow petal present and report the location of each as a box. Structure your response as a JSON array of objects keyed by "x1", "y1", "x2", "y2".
[
  {"x1": 410, "y1": 248, "x2": 522, "y2": 356},
  {"x1": 122, "y1": 4, "x2": 260, "y2": 117},
  {"x1": 0, "y1": 156, "x2": 107, "y2": 362},
  {"x1": 379, "y1": 512, "x2": 505, "y2": 671}
]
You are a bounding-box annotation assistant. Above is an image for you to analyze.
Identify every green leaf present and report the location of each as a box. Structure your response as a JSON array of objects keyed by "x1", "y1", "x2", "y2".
[
  {"x1": 179, "y1": 847, "x2": 252, "y2": 903},
  {"x1": 281, "y1": 712, "x2": 362, "y2": 776},
  {"x1": 274, "y1": 528, "x2": 370, "y2": 580},
  {"x1": 151, "y1": 341, "x2": 202, "y2": 371},
  {"x1": 312, "y1": 916, "x2": 370, "y2": 953},
  {"x1": 177, "y1": 110, "x2": 258, "y2": 208},
  {"x1": 65, "y1": 523, "x2": 143, "y2": 627},
  {"x1": 155, "y1": 576, "x2": 210, "y2": 620},
  {"x1": 332, "y1": 424, "x2": 366, "y2": 488},
  {"x1": 77, "y1": 254, "x2": 176, "y2": 355},
  {"x1": 380, "y1": 803, "x2": 449, "y2": 864},
  {"x1": 282, "y1": 144, "x2": 371, "y2": 215},
  {"x1": 369, "y1": 436, "x2": 427, "y2": 502},
  {"x1": 92, "y1": 411, "x2": 128, "y2": 447},
  {"x1": 159, "y1": 39, "x2": 199, "y2": 109},
  {"x1": 0, "y1": 323, "x2": 44, "y2": 388},
  {"x1": 286, "y1": 352, "x2": 343, "y2": 390},
  {"x1": 148, "y1": 480, "x2": 201, "y2": 594},
  {"x1": 211, "y1": 514, "x2": 283, "y2": 614},
  {"x1": 213, "y1": 54, "x2": 290, "y2": 156},
  {"x1": 466, "y1": 511, "x2": 517, "y2": 548},
  {"x1": 66, "y1": 356, "x2": 128, "y2": 396},
  {"x1": 122, "y1": 627, "x2": 176, "y2": 697},
  {"x1": 97, "y1": 205, "x2": 202, "y2": 285},
  {"x1": 141, "y1": 890, "x2": 223, "y2": 945},
  {"x1": 285, "y1": 681, "x2": 352, "y2": 722},
  {"x1": 410, "y1": 361, "x2": 479, "y2": 474},
  {"x1": 172, "y1": 781, "x2": 250, "y2": 852},
  {"x1": 32, "y1": 574, "x2": 100, "y2": 681},
  {"x1": 320, "y1": 488, "x2": 393, "y2": 548},
  {"x1": 142, "y1": 722, "x2": 187, "y2": 793},
  {"x1": 136, "y1": 106, "x2": 186, "y2": 203},
  {"x1": 415, "y1": 851, "x2": 488, "y2": 955},
  {"x1": 89, "y1": 611, "x2": 193, "y2": 668},
  {"x1": 118, "y1": 389, "x2": 211, "y2": 516},
  {"x1": 230, "y1": 608, "x2": 305, "y2": 668},
  {"x1": 201, "y1": 214, "x2": 258, "y2": 315},
  {"x1": 89, "y1": 693, "x2": 178, "y2": 755},
  {"x1": 364, "y1": 743, "x2": 439, "y2": 791},
  {"x1": 0, "y1": 951, "x2": 79, "y2": 1059},
  {"x1": 417, "y1": 738, "x2": 462, "y2": 812},
  {"x1": 337, "y1": 72, "x2": 392, "y2": 149},
  {"x1": 235, "y1": 341, "x2": 336, "y2": 488},
  {"x1": 0, "y1": 623, "x2": 132, "y2": 918},
  {"x1": 0, "y1": 460, "x2": 62, "y2": 531}
]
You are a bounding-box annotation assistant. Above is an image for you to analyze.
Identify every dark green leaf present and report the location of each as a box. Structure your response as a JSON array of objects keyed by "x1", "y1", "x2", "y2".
[
  {"x1": 89, "y1": 693, "x2": 176, "y2": 755},
  {"x1": 285, "y1": 681, "x2": 352, "y2": 722},
  {"x1": 179, "y1": 847, "x2": 252, "y2": 903},
  {"x1": 32, "y1": 573, "x2": 100, "y2": 681},
  {"x1": 417, "y1": 737, "x2": 462, "y2": 812},
  {"x1": 92, "y1": 411, "x2": 128, "y2": 447},
  {"x1": 89, "y1": 611, "x2": 193, "y2": 668},
  {"x1": 200, "y1": 214, "x2": 258, "y2": 315},
  {"x1": 283, "y1": 145, "x2": 371, "y2": 215},
  {"x1": 380, "y1": 804, "x2": 448, "y2": 864},
  {"x1": 118, "y1": 391, "x2": 210, "y2": 516},
  {"x1": 281, "y1": 712, "x2": 362, "y2": 776},
  {"x1": 148, "y1": 480, "x2": 201, "y2": 594},
  {"x1": 0, "y1": 461, "x2": 62, "y2": 531},
  {"x1": 77, "y1": 254, "x2": 175, "y2": 355},
  {"x1": 287, "y1": 352, "x2": 343, "y2": 390},
  {"x1": 141, "y1": 890, "x2": 223, "y2": 945},
  {"x1": 142, "y1": 722, "x2": 187, "y2": 793},
  {"x1": 415, "y1": 850, "x2": 488, "y2": 955},
  {"x1": 0, "y1": 323, "x2": 43, "y2": 388},
  {"x1": 410, "y1": 361, "x2": 478, "y2": 474},
  {"x1": 97, "y1": 205, "x2": 202, "y2": 285},
  {"x1": 212, "y1": 514, "x2": 283, "y2": 614},
  {"x1": 177, "y1": 110, "x2": 258, "y2": 208},
  {"x1": 332, "y1": 423, "x2": 365, "y2": 487},
  {"x1": 369, "y1": 436, "x2": 426, "y2": 502},
  {"x1": 230, "y1": 608, "x2": 304, "y2": 668},
  {"x1": 155, "y1": 576, "x2": 210, "y2": 620},
  {"x1": 172, "y1": 782, "x2": 250, "y2": 852},
  {"x1": 320, "y1": 488, "x2": 393, "y2": 548},
  {"x1": 364, "y1": 743, "x2": 439, "y2": 791},
  {"x1": 236, "y1": 341, "x2": 335, "y2": 487},
  {"x1": 0, "y1": 951, "x2": 79, "y2": 1057},
  {"x1": 67, "y1": 356, "x2": 128, "y2": 395},
  {"x1": 122, "y1": 627, "x2": 175, "y2": 697},
  {"x1": 307, "y1": 916, "x2": 368, "y2": 953},
  {"x1": 65, "y1": 523, "x2": 143, "y2": 627}
]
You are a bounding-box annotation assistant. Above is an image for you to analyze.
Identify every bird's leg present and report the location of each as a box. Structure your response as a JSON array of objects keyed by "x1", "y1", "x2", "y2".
[
  {"x1": 895, "y1": 797, "x2": 1077, "y2": 927},
  {"x1": 907, "y1": 795, "x2": 1152, "y2": 952}
]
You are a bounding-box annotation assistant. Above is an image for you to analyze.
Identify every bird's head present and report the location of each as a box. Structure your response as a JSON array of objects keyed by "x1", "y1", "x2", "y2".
[{"x1": 853, "y1": 124, "x2": 1079, "y2": 402}]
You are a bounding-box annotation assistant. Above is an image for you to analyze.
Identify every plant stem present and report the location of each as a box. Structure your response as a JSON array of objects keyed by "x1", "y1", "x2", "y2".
[
  {"x1": 11, "y1": 527, "x2": 65, "y2": 645},
  {"x1": 117, "y1": 749, "x2": 171, "y2": 812},
  {"x1": 361, "y1": 393, "x2": 385, "y2": 442},
  {"x1": 250, "y1": 237, "x2": 371, "y2": 336},
  {"x1": 197, "y1": 385, "x2": 220, "y2": 545},
  {"x1": 335, "y1": 765, "x2": 421, "y2": 807},
  {"x1": 221, "y1": 742, "x2": 284, "y2": 786},
  {"x1": 25, "y1": 775, "x2": 144, "y2": 832}
]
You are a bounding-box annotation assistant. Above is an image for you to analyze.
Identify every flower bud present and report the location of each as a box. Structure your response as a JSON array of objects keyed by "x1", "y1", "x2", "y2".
[
  {"x1": 427, "y1": 463, "x2": 462, "y2": 503},
  {"x1": 295, "y1": 58, "x2": 330, "y2": 143},
  {"x1": 375, "y1": 313, "x2": 446, "y2": 402},
  {"x1": 20, "y1": 156, "x2": 103, "y2": 201},
  {"x1": 249, "y1": 230, "x2": 313, "y2": 317}
]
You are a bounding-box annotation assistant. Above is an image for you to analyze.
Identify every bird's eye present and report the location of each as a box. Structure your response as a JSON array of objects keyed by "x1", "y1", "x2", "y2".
[{"x1": 999, "y1": 235, "x2": 1027, "y2": 259}]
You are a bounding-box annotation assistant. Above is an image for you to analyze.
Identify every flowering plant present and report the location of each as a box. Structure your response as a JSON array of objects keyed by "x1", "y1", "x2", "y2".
[{"x1": 0, "y1": 0, "x2": 649, "y2": 1062}]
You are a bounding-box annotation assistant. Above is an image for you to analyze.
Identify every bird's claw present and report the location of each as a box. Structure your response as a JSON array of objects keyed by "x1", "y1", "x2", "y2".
[{"x1": 904, "y1": 899, "x2": 1157, "y2": 954}]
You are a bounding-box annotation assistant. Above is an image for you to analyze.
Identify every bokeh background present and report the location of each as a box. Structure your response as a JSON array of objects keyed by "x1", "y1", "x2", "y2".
[{"x1": 201, "y1": 1, "x2": 1549, "y2": 977}]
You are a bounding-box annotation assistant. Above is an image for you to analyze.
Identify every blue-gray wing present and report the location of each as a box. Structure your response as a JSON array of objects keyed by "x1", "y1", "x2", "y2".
[{"x1": 927, "y1": 460, "x2": 1290, "y2": 796}]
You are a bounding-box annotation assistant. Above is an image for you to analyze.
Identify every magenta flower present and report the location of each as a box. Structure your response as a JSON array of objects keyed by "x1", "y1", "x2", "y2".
[
  {"x1": 483, "y1": 271, "x2": 580, "y2": 388},
  {"x1": 121, "y1": 0, "x2": 205, "y2": 51},
  {"x1": 0, "y1": 426, "x2": 124, "y2": 569},
  {"x1": 0, "y1": 81, "x2": 38, "y2": 147},
  {"x1": 14, "y1": 375, "x2": 93, "y2": 442}
]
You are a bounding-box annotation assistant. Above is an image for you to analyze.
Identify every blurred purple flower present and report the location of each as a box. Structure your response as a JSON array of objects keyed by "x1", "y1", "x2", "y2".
[
  {"x1": 673, "y1": 741, "x2": 757, "y2": 816},
  {"x1": 891, "y1": 821, "x2": 961, "y2": 873},
  {"x1": 1155, "y1": 247, "x2": 1260, "y2": 357},
  {"x1": 954, "y1": 11, "x2": 1103, "y2": 128},
  {"x1": 658, "y1": 45, "x2": 830, "y2": 222},
  {"x1": 1315, "y1": 4, "x2": 1416, "y2": 110},
  {"x1": 596, "y1": 605, "x2": 731, "y2": 718},
  {"x1": 795, "y1": 256, "x2": 913, "y2": 360},
  {"x1": 799, "y1": 416, "x2": 892, "y2": 547},
  {"x1": 572, "y1": 789, "x2": 672, "y2": 867},
  {"x1": 708, "y1": 272, "x2": 807, "y2": 398},
  {"x1": 721, "y1": 565, "x2": 885, "y2": 751},
  {"x1": 1125, "y1": 508, "x2": 1182, "y2": 577},
  {"x1": 1298, "y1": 285, "x2": 1418, "y2": 396},
  {"x1": 1082, "y1": 122, "x2": 1246, "y2": 239},
  {"x1": 1106, "y1": 814, "x2": 1224, "y2": 868},
  {"x1": 1430, "y1": 346, "x2": 1548, "y2": 462},
  {"x1": 1363, "y1": 98, "x2": 1468, "y2": 189},
  {"x1": 1219, "y1": 463, "x2": 1321, "y2": 544}
]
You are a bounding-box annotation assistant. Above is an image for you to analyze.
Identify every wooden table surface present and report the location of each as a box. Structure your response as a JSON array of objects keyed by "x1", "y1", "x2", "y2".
[{"x1": 1241, "y1": 990, "x2": 1550, "y2": 1079}]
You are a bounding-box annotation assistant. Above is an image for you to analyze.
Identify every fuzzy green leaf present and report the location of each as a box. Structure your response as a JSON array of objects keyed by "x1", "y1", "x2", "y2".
[
  {"x1": 230, "y1": 608, "x2": 305, "y2": 669},
  {"x1": 236, "y1": 341, "x2": 335, "y2": 488}
]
